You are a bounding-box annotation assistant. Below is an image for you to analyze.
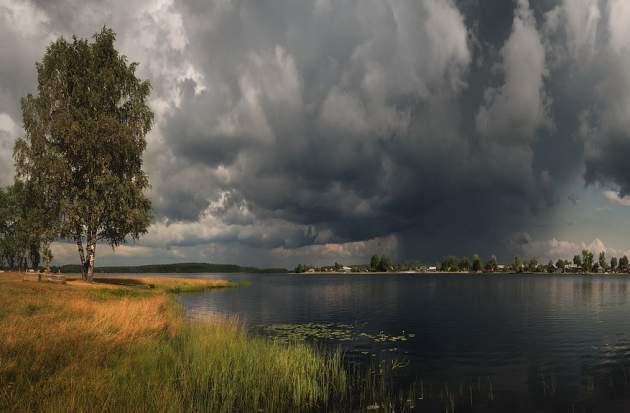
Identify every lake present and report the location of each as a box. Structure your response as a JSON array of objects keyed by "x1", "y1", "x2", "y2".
[{"x1": 175, "y1": 273, "x2": 630, "y2": 412}]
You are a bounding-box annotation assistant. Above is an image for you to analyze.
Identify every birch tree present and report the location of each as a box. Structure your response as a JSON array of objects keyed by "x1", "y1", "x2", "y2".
[{"x1": 14, "y1": 27, "x2": 153, "y2": 281}]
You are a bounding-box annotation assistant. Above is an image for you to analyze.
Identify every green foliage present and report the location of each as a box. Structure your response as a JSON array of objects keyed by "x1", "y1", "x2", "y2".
[
  {"x1": 0, "y1": 186, "x2": 21, "y2": 269},
  {"x1": 440, "y1": 255, "x2": 457, "y2": 271},
  {"x1": 555, "y1": 259, "x2": 565, "y2": 270},
  {"x1": 514, "y1": 256, "x2": 521, "y2": 272},
  {"x1": 546, "y1": 260, "x2": 554, "y2": 273},
  {"x1": 526, "y1": 257, "x2": 538, "y2": 272},
  {"x1": 0, "y1": 183, "x2": 51, "y2": 270},
  {"x1": 370, "y1": 255, "x2": 380, "y2": 271},
  {"x1": 620, "y1": 255, "x2": 629, "y2": 272},
  {"x1": 581, "y1": 250, "x2": 594, "y2": 272},
  {"x1": 471, "y1": 255, "x2": 482, "y2": 272},
  {"x1": 485, "y1": 255, "x2": 497, "y2": 271},
  {"x1": 610, "y1": 257, "x2": 618, "y2": 272},
  {"x1": 458, "y1": 256, "x2": 470, "y2": 271},
  {"x1": 14, "y1": 27, "x2": 153, "y2": 280},
  {"x1": 598, "y1": 251, "x2": 607, "y2": 271},
  {"x1": 378, "y1": 256, "x2": 392, "y2": 272}
]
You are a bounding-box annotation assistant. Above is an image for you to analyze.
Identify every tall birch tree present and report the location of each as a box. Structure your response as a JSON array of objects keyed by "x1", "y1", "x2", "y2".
[{"x1": 14, "y1": 27, "x2": 153, "y2": 281}]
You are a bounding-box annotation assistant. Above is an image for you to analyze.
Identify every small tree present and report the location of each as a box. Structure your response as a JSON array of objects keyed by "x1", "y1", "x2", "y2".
[
  {"x1": 14, "y1": 28, "x2": 153, "y2": 281},
  {"x1": 527, "y1": 257, "x2": 538, "y2": 272},
  {"x1": 610, "y1": 257, "x2": 618, "y2": 273},
  {"x1": 0, "y1": 183, "x2": 48, "y2": 271},
  {"x1": 620, "y1": 255, "x2": 629, "y2": 272},
  {"x1": 573, "y1": 254, "x2": 582, "y2": 267},
  {"x1": 546, "y1": 260, "x2": 554, "y2": 273},
  {"x1": 458, "y1": 256, "x2": 470, "y2": 271},
  {"x1": 378, "y1": 256, "x2": 392, "y2": 272},
  {"x1": 582, "y1": 250, "x2": 594, "y2": 272},
  {"x1": 598, "y1": 251, "x2": 607, "y2": 272},
  {"x1": 472, "y1": 255, "x2": 482, "y2": 272},
  {"x1": 440, "y1": 255, "x2": 457, "y2": 272},
  {"x1": 370, "y1": 255, "x2": 380, "y2": 272},
  {"x1": 513, "y1": 256, "x2": 521, "y2": 272},
  {"x1": 485, "y1": 255, "x2": 497, "y2": 271},
  {"x1": 555, "y1": 259, "x2": 564, "y2": 270}
]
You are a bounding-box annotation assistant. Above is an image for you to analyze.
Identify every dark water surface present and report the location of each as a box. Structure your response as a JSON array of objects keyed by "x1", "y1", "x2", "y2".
[{"x1": 172, "y1": 273, "x2": 630, "y2": 412}]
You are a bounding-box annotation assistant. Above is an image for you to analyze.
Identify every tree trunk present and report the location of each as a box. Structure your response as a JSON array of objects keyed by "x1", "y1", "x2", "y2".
[
  {"x1": 85, "y1": 238, "x2": 96, "y2": 282},
  {"x1": 43, "y1": 240, "x2": 51, "y2": 274},
  {"x1": 76, "y1": 237, "x2": 87, "y2": 280},
  {"x1": 30, "y1": 242, "x2": 41, "y2": 271}
]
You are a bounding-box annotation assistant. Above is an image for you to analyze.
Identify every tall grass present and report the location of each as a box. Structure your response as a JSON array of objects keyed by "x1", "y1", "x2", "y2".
[
  {"x1": 0, "y1": 273, "x2": 410, "y2": 412},
  {"x1": 103, "y1": 318, "x2": 349, "y2": 412}
]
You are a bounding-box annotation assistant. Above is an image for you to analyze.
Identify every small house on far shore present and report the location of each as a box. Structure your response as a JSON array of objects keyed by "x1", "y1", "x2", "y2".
[{"x1": 563, "y1": 263, "x2": 581, "y2": 272}]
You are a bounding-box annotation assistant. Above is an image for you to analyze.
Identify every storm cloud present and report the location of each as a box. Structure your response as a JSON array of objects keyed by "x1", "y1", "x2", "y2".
[{"x1": 2, "y1": 0, "x2": 630, "y2": 266}]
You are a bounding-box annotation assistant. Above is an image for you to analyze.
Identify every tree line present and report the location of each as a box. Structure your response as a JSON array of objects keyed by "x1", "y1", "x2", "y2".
[
  {"x1": 0, "y1": 27, "x2": 153, "y2": 281},
  {"x1": 439, "y1": 250, "x2": 629, "y2": 273},
  {"x1": 294, "y1": 255, "x2": 396, "y2": 273},
  {"x1": 293, "y1": 249, "x2": 630, "y2": 274}
]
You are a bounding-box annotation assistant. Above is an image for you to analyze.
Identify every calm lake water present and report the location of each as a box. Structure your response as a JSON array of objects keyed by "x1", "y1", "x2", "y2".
[{"x1": 172, "y1": 273, "x2": 630, "y2": 412}]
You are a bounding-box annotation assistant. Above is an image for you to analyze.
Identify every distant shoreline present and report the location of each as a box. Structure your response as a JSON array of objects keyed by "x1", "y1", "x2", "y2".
[
  {"x1": 21, "y1": 267, "x2": 630, "y2": 277},
  {"x1": 55, "y1": 262, "x2": 289, "y2": 274},
  {"x1": 294, "y1": 270, "x2": 630, "y2": 276}
]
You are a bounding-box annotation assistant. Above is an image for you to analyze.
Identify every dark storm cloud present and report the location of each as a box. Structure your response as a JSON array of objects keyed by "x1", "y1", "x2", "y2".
[
  {"x1": 147, "y1": 0, "x2": 561, "y2": 259},
  {"x1": 2, "y1": 0, "x2": 630, "y2": 265},
  {"x1": 541, "y1": 0, "x2": 630, "y2": 197}
]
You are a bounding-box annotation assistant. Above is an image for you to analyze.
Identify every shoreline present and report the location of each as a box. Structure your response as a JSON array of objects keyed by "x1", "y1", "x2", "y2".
[
  {"x1": 295, "y1": 270, "x2": 630, "y2": 276},
  {"x1": 36, "y1": 270, "x2": 630, "y2": 277}
]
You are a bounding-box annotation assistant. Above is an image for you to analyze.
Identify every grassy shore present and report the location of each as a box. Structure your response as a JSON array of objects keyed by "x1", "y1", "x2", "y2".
[{"x1": 0, "y1": 272, "x2": 410, "y2": 412}]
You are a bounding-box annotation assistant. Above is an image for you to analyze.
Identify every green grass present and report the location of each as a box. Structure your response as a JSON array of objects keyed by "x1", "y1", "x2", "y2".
[
  {"x1": 0, "y1": 273, "x2": 413, "y2": 413},
  {"x1": 160, "y1": 282, "x2": 248, "y2": 294},
  {"x1": 103, "y1": 320, "x2": 350, "y2": 412},
  {"x1": 89, "y1": 287, "x2": 153, "y2": 300}
]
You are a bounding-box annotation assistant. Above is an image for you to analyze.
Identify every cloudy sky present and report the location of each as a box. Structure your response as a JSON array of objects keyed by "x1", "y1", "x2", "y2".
[{"x1": 2, "y1": 0, "x2": 630, "y2": 268}]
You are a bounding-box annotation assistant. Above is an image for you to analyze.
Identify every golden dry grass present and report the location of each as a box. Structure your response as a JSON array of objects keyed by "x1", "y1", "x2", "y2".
[
  {"x1": 72, "y1": 274, "x2": 234, "y2": 291},
  {"x1": 0, "y1": 272, "x2": 369, "y2": 413},
  {"x1": 0, "y1": 272, "x2": 180, "y2": 411}
]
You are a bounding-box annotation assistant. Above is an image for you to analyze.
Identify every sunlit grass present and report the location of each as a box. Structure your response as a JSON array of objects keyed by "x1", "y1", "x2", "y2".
[{"x1": 0, "y1": 272, "x2": 409, "y2": 412}]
